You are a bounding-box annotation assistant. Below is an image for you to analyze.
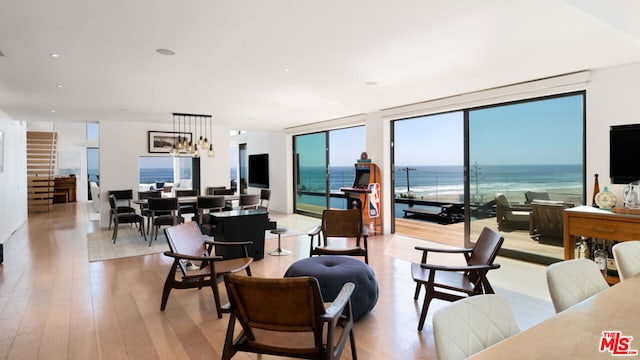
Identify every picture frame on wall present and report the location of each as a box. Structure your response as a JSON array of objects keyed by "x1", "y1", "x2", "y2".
[{"x1": 148, "y1": 131, "x2": 192, "y2": 153}]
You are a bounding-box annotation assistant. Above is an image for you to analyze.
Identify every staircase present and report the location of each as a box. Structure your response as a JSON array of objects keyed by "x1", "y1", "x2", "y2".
[{"x1": 26, "y1": 131, "x2": 57, "y2": 213}]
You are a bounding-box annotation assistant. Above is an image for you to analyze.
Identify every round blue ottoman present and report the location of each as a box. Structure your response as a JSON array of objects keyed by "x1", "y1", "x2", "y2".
[{"x1": 284, "y1": 256, "x2": 378, "y2": 321}]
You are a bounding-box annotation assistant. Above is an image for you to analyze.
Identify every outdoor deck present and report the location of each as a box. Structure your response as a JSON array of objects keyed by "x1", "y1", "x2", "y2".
[{"x1": 394, "y1": 216, "x2": 565, "y2": 261}]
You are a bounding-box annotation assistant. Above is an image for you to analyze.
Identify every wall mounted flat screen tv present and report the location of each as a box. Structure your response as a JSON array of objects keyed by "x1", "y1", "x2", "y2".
[
  {"x1": 610, "y1": 124, "x2": 640, "y2": 184},
  {"x1": 248, "y1": 153, "x2": 269, "y2": 188}
]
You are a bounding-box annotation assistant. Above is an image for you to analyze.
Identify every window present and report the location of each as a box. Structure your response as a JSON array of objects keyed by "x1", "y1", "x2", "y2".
[
  {"x1": 138, "y1": 156, "x2": 192, "y2": 190},
  {"x1": 390, "y1": 92, "x2": 585, "y2": 263}
]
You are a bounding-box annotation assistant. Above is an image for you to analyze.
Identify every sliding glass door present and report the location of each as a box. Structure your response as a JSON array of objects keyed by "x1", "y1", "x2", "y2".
[
  {"x1": 294, "y1": 126, "x2": 366, "y2": 216},
  {"x1": 392, "y1": 112, "x2": 464, "y2": 241},
  {"x1": 468, "y1": 92, "x2": 585, "y2": 262},
  {"x1": 294, "y1": 132, "x2": 328, "y2": 215},
  {"x1": 390, "y1": 92, "x2": 585, "y2": 263}
]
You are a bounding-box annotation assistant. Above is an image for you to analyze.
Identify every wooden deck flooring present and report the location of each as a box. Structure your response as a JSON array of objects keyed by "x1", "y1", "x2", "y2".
[{"x1": 395, "y1": 216, "x2": 565, "y2": 260}]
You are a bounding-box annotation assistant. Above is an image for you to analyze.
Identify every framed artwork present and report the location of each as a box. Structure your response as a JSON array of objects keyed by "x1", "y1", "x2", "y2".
[{"x1": 148, "y1": 131, "x2": 192, "y2": 153}]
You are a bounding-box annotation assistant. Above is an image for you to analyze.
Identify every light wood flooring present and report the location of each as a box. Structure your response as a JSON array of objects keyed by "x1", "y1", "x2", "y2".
[{"x1": 0, "y1": 203, "x2": 554, "y2": 359}]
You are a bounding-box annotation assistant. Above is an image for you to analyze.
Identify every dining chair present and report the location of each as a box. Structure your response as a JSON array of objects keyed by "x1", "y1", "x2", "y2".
[
  {"x1": 612, "y1": 241, "x2": 640, "y2": 281},
  {"x1": 222, "y1": 274, "x2": 357, "y2": 360},
  {"x1": 258, "y1": 189, "x2": 271, "y2": 210},
  {"x1": 239, "y1": 194, "x2": 260, "y2": 209},
  {"x1": 147, "y1": 197, "x2": 184, "y2": 245},
  {"x1": 432, "y1": 294, "x2": 520, "y2": 360},
  {"x1": 411, "y1": 226, "x2": 504, "y2": 331},
  {"x1": 108, "y1": 194, "x2": 146, "y2": 244},
  {"x1": 107, "y1": 189, "x2": 136, "y2": 230},
  {"x1": 175, "y1": 189, "x2": 198, "y2": 217},
  {"x1": 138, "y1": 190, "x2": 162, "y2": 234},
  {"x1": 195, "y1": 195, "x2": 226, "y2": 235},
  {"x1": 546, "y1": 258, "x2": 609, "y2": 313}
]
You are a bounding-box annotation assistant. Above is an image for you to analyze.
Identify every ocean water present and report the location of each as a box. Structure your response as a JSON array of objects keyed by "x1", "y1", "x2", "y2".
[
  {"x1": 139, "y1": 168, "x2": 175, "y2": 183},
  {"x1": 395, "y1": 164, "x2": 583, "y2": 203},
  {"x1": 296, "y1": 164, "x2": 584, "y2": 211}
]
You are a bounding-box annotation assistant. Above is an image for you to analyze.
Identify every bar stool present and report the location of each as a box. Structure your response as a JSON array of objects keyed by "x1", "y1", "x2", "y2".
[{"x1": 269, "y1": 227, "x2": 290, "y2": 256}]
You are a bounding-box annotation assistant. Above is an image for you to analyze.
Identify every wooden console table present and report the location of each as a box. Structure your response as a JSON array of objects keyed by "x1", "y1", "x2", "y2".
[
  {"x1": 564, "y1": 206, "x2": 640, "y2": 282},
  {"x1": 53, "y1": 176, "x2": 77, "y2": 203}
]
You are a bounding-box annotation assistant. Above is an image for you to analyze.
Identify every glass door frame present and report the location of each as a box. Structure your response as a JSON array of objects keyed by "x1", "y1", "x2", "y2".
[{"x1": 293, "y1": 131, "x2": 329, "y2": 217}]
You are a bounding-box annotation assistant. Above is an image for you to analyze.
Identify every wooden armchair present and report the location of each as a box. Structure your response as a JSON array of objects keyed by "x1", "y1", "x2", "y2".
[
  {"x1": 308, "y1": 208, "x2": 369, "y2": 264},
  {"x1": 222, "y1": 274, "x2": 357, "y2": 360},
  {"x1": 162, "y1": 222, "x2": 253, "y2": 318},
  {"x1": 411, "y1": 226, "x2": 504, "y2": 331}
]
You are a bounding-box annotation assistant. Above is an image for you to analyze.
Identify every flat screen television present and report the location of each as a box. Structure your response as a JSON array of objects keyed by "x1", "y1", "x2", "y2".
[
  {"x1": 248, "y1": 153, "x2": 269, "y2": 188},
  {"x1": 610, "y1": 124, "x2": 640, "y2": 184}
]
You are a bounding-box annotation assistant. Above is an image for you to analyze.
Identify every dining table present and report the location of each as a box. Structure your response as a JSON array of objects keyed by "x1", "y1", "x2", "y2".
[
  {"x1": 469, "y1": 274, "x2": 640, "y2": 358},
  {"x1": 133, "y1": 194, "x2": 239, "y2": 207}
]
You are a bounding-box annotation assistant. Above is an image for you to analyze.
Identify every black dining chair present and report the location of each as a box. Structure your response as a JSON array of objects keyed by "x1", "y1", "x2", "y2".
[
  {"x1": 195, "y1": 195, "x2": 226, "y2": 236},
  {"x1": 108, "y1": 194, "x2": 145, "y2": 244},
  {"x1": 138, "y1": 190, "x2": 163, "y2": 234},
  {"x1": 175, "y1": 189, "x2": 198, "y2": 217},
  {"x1": 107, "y1": 189, "x2": 136, "y2": 230},
  {"x1": 147, "y1": 197, "x2": 184, "y2": 245}
]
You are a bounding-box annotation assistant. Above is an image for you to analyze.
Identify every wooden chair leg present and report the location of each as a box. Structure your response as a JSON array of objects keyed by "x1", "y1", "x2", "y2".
[
  {"x1": 210, "y1": 279, "x2": 223, "y2": 319},
  {"x1": 349, "y1": 325, "x2": 358, "y2": 360},
  {"x1": 414, "y1": 282, "x2": 422, "y2": 300},
  {"x1": 221, "y1": 314, "x2": 239, "y2": 360},
  {"x1": 112, "y1": 223, "x2": 118, "y2": 244},
  {"x1": 139, "y1": 219, "x2": 147, "y2": 241},
  {"x1": 161, "y1": 264, "x2": 177, "y2": 311},
  {"x1": 418, "y1": 286, "x2": 435, "y2": 331}
]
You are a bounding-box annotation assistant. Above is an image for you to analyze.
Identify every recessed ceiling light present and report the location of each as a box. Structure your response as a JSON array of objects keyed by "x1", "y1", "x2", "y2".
[
  {"x1": 329, "y1": 100, "x2": 341, "y2": 104},
  {"x1": 283, "y1": 68, "x2": 290, "y2": 72},
  {"x1": 56, "y1": 84, "x2": 63, "y2": 88},
  {"x1": 50, "y1": 53, "x2": 60, "y2": 58},
  {"x1": 50, "y1": 110, "x2": 56, "y2": 113},
  {"x1": 365, "y1": 81, "x2": 378, "y2": 86},
  {"x1": 156, "y1": 48, "x2": 175, "y2": 56}
]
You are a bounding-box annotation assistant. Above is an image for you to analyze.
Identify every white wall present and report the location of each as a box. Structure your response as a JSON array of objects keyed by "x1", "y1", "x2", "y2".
[
  {"x1": 587, "y1": 61, "x2": 640, "y2": 202},
  {"x1": 233, "y1": 131, "x2": 290, "y2": 213},
  {"x1": 0, "y1": 111, "x2": 27, "y2": 244},
  {"x1": 98, "y1": 120, "x2": 230, "y2": 227}
]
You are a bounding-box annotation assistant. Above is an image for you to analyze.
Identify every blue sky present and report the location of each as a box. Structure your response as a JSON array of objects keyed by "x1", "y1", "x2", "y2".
[
  {"x1": 296, "y1": 126, "x2": 366, "y2": 167},
  {"x1": 394, "y1": 94, "x2": 583, "y2": 166}
]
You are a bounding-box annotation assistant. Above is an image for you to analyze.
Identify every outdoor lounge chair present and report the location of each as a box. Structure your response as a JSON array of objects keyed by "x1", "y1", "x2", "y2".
[{"x1": 495, "y1": 194, "x2": 531, "y2": 232}]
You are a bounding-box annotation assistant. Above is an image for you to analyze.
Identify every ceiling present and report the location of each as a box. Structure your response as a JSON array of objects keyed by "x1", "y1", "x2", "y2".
[{"x1": 2, "y1": 0, "x2": 640, "y2": 132}]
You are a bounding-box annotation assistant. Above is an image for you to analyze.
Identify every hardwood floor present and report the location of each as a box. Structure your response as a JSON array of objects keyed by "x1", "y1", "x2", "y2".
[{"x1": 0, "y1": 203, "x2": 553, "y2": 359}]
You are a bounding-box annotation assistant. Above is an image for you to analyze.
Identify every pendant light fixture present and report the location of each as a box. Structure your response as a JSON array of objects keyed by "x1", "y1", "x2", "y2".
[{"x1": 170, "y1": 112, "x2": 214, "y2": 158}]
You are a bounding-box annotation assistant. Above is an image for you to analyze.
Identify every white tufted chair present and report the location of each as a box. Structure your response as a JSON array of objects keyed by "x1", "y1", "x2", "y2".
[
  {"x1": 432, "y1": 294, "x2": 520, "y2": 360},
  {"x1": 613, "y1": 241, "x2": 640, "y2": 281},
  {"x1": 546, "y1": 258, "x2": 609, "y2": 313}
]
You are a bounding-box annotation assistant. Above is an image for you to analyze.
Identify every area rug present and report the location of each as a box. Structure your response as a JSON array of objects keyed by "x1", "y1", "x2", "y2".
[
  {"x1": 87, "y1": 214, "x2": 316, "y2": 262},
  {"x1": 87, "y1": 227, "x2": 169, "y2": 262}
]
